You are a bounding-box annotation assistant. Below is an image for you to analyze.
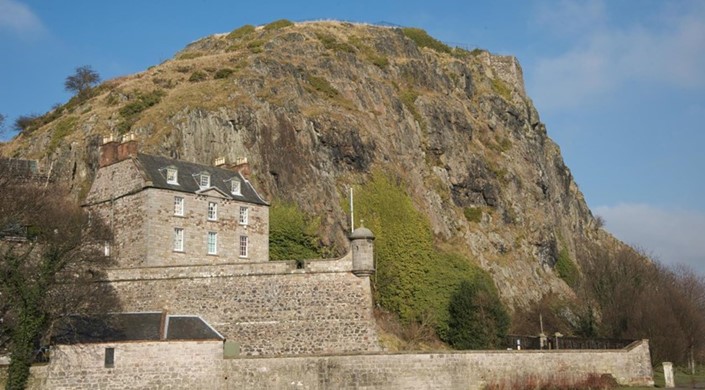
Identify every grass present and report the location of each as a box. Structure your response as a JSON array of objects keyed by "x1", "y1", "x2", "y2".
[
  {"x1": 306, "y1": 74, "x2": 339, "y2": 98},
  {"x1": 555, "y1": 246, "x2": 579, "y2": 288},
  {"x1": 214, "y1": 68, "x2": 234, "y2": 79},
  {"x1": 401, "y1": 27, "x2": 452, "y2": 54},
  {"x1": 226, "y1": 24, "x2": 255, "y2": 40},
  {"x1": 246, "y1": 39, "x2": 265, "y2": 53},
  {"x1": 263, "y1": 19, "x2": 293, "y2": 31},
  {"x1": 349, "y1": 36, "x2": 389, "y2": 69},
  {"x1": 399, "y1": 89, "x2": 425, "y2": 130},
  {"x1": 619, "y1": 365, "x2": 705, "y2": 388},
  {"x1": 463, "y1": 207, "x2": 482, "y2": 223},
  {"x1": 47, "y1": 116, "x2": 78, "y2": 154},
  {"x1": 316, "y1": 32, "x2": 355, "y2": 54},
  {"x1": 176, "y1": 52, "x2": 204, "y2": 60},
  {"x1": 491, "y1": 78, "x2": 512, "y2": 101}
]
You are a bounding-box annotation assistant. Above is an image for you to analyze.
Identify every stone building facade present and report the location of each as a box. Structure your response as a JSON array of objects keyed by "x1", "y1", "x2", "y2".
[{"x1": 84, "y1": 136, "x2": 269, "y2": 267}]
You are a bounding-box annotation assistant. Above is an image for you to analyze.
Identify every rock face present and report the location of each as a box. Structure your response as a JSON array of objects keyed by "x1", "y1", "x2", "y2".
[{"x1": 0, "y1": 21, "x2": 605, "y2": 308}]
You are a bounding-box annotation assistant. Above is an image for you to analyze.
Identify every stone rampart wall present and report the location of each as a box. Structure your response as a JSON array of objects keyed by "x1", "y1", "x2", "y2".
[
  {"x1": 222, "y1": 340, "x2": 652, "y2": 389},
  {"x1": 108, "y1": 263, "x2": 380, "y2": 356},
  {"x1": 3, "y1": 340, "x2": 653, "y2": 389}
]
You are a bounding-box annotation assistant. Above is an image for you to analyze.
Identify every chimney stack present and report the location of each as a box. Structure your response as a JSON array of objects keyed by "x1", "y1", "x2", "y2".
[
  {"x1": 233, "y1": 157, "x2": 250, "y2": 179},
  {"x1": 99, "y1": 134, "x2": 139, "y2": 168},
  {"x1": 213, "y1": 157, "x2": 226, "y2": 167},
  {"x1": 99, "y1": 135, "x2": 120, "y2": 168},
  {"x1": 117, "y1": 133, "x2": 138, "y2": 161}
]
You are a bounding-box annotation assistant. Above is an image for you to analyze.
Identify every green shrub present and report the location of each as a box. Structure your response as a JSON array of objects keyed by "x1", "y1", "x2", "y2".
[
  {"x1": 355, "y1": 170, "x2": 497, "y2": 340},
  {"x1": 555, "y1": 247, "x2": 579, "y2": 287},
  {"x1": 491, "y1": 78, "x2": 512, "y2": 101},
  {"x1": 463, "y1": 207, "x2": 482, "y2": 223},
  {"x1": 401, "y1": 27, "x2": 452, "y2": 54},
  {"x1": 316, "y1": 33, "x2": 355, "y2": 53},
  {"x1": 188, "y1": 71, "x2": 208, "y2": 82},
  {"x1": 247, "y1": 39, "x2": 265, "y2": 53},
  {"x1": 306, "y1": 75, "x2": 339, "y2": 98},
  {"x1": 227, "y1": 24, "x2": 255, "y2": 40},
  {"x1": 119, "y1": 90, "x2": 165, "y2": 118},
  {"x1": 446, "y1": 276, "x2": 509, "y2": 349},
  {"x1": 117, "y1": 89, "x2": 165, "y2": 133},
  {"x1": 269, "y1": 202, "x2": 323, "y2": 260},
  {"x1": 349, "y1": 36, "x2": 389, "y2": 69},
  {"x1": 264, "y1": 19, "x2": 293, "y2": 31},
  {"x1": 214, "y1": 68, "x2": 234, "y2": 79},
  {"x1": 369, "y1": 54, "x2": 389, "y2": 69}
]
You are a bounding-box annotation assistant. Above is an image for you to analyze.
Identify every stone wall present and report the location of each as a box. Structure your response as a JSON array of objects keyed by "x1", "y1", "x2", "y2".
[
  {"x1": 4, "y1": 340, "x2": 653, "y2": 389},
  {"x1": 106, "y1": 261, "x2": 380, "y2": 356},
  {"x1": 221, "y1": 340, "x2": 652, "y2": 389},
  {"x1": 144, "y1": 188, "x2": 269, "y2": 265},
  {"x1": 45, "y1": 341, "x2": 222, "y2": 389}
]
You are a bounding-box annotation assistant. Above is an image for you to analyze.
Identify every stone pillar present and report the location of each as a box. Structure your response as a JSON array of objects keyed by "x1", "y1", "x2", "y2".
[
  {"x1": 350, "y1": 226, "x2": 375, "y2": 277},
  {"x1": 663, "y1": 362, "x2": 674, "y2": 388}
]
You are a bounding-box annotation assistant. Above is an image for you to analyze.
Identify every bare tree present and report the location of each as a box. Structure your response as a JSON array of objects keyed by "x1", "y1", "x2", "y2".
[
  {"x1": 64, "y1": 65, "x2": 101, "y2": 97},
  {"x1": 573, "y1": 239, "x2": 705, "y2": 366},
  {"x1": 0, "y1": 169, "x2": 120, "y2": 389}
]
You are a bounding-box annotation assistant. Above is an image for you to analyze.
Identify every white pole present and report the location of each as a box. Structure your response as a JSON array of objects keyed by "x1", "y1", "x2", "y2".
[{"x1": 350, "y1": 187, "x2": 354, "y2": 233}]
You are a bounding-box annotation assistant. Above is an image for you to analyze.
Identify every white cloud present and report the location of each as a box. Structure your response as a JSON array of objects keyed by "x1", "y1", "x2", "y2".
[
  {"x1": 594, "y1": 203, "x2": 705, "y2": 275},
  {"x1": 0, "y1": 0, "x2": 44, "y2": 37},
  {"x1": 529, "y1": 1, "x2": 705, "y2": 110}
]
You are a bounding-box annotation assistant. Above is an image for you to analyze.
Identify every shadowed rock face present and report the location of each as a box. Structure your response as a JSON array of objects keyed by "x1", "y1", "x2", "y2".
[{"x1": 0, "y1": 21, "x2": 607, "y2": 307}]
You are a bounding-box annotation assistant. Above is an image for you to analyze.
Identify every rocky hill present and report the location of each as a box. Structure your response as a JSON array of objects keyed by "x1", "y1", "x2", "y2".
[{"x1": 0, "y1": 20, "x2": 612, "y2": 309}]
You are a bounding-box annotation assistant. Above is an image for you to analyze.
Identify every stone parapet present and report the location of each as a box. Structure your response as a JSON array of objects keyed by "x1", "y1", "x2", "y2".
[{"x1": 7, "y1": 340, "x2": 653, "y2": 389}]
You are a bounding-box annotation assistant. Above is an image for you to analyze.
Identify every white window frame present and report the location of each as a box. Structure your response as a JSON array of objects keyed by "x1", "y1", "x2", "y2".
[
  {"x1": 207, "y1": 202, "x2": 218, "y2": 221},
  {"x1": 173, "y1": 228, "x2": 184, "y2": 252},
  {"x1": 207, "y1": 232, "x2": 218, "y2": 255},
  {"x1": 166, "y1": 168, "x2": 178, "y2": 185},
  {"x1": 239, "y1": 206, "x2": 249, "y2": 225},
  {"x1": 239, "y1": 235, "x2": 248, "y2": 258},
  {"x1": 231, "y1": 178, "x2": 241, "y2": 195},
  {"x1": 174, "y1": 196, "x2": 184, "y2": 216},
  {"x1": 200, "y1": 173, "x2": 211, "y2": 188}
]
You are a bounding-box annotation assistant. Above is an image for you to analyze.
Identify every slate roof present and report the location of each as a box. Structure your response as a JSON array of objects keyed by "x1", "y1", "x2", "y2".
[
  {"x1": 133, "y1": 153, "x2": 268, "y2": 206},
  {"x1": 53, "y1": 312, "x2": 224, "y2": 344}
]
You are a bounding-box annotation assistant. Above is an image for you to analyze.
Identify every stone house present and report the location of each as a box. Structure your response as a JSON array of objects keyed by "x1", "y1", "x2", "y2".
[
  {"x1": 84, "y1": 135, "x2": 269, "y2": 267},
  {"x1": 46, "y1": 312, "x2": 225, "y2": 389}
]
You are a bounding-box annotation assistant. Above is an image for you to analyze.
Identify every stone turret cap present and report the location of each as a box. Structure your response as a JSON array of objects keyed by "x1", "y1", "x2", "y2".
[{"x1": 350, "y1": 226, "x2": 375, "y2": 240}]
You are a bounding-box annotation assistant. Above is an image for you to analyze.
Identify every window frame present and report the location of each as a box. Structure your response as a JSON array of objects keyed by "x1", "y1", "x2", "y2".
[
  {"x1": 174, "y1": 196, "x2": 184, "y2": 216},
  {"x1": 207, "y1": 202, "x2": 218, "y2": 221},
  {"x1": 207, "y1": 231, "x2": 218, "y2": 255},
  {"x1": 104, "y1": 347, "x2": 115, "y2": 368},
  {"x1": 199, "y1": 173, "x2": 211, "y2": 188},
  {"x1": 239, "y1": 235, "x2": 248, "y2": 258},
  {"x1": 231, "y1": 178, "x2": 242, "y2": 195},
  {"x1": 166, "y1": 168, "x2": 179, "y2": 185},
  {"x1": 173, "y1": 228, "x2": 184, "y2": 252},
  {"x1": 239, "y1": 206, "x2": 249, "y2": 225}
]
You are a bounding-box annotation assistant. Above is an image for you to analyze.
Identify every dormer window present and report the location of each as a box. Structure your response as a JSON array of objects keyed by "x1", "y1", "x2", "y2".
[
  {"x1": 198, "y1": 172, "x2": 210, "y2": 188},
  {"x1": 231, "y1": 178, "x2": 242, "y2": 195},
  {"x1": 166, "y1": 168, "x2": 178, "y2": 185}
]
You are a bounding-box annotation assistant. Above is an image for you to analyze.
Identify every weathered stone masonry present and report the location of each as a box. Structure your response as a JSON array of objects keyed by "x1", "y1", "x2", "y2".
[
  {"x1": 11, "y1": 339, "x2": 653, "y2": 389},
  {"x1": 106, "y1": 257, "x2": 381, "y2": 356}
]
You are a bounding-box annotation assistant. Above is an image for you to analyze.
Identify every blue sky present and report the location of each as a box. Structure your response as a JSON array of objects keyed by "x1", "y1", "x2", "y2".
[{"x1": 1, "y1": 0, "x2": 704, "y2": 273}]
